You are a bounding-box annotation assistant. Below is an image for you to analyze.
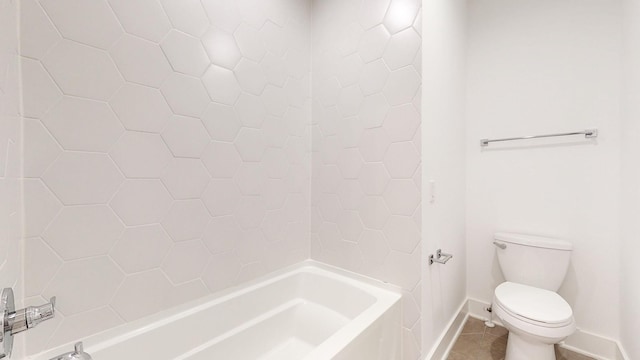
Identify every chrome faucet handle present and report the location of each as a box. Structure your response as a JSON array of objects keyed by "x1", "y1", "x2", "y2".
[
  {"x1": 0, "y1": 288, "x2": 15, "y2": 358},
  {"x1": 27, "y1": 296, "x2": 56, "y2": 328},
  {"x1": 0, "y1": 289, "x2": 57, "y2": 358},
  {"x1": 49, "y1": 341, "x2": 93, "y2": 360},
  {"x1": 10, "y1": 296, "x2": 56, "y2": 335}
]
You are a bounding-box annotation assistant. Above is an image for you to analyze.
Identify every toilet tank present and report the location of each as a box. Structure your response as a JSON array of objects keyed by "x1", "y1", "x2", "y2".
[{"x1": 494, "y1": 233, "x2": 572, "y2": 291}]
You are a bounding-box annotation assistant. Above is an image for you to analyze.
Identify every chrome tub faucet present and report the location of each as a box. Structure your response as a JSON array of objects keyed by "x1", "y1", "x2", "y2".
[{"x1": 0, "y1": 288, "x2": 56, "y2": 358}]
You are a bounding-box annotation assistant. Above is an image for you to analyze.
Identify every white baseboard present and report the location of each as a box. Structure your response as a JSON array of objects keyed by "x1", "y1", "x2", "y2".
[
  {"x1": 426, "y1": 298, "x2": 628, "y2": 360},
  {"x1": 423, "y1": 300, "x2": 468, "y2": 360},
  {"x1": 561, "y1": 328, "x2": 624, "y2": 360},
  {"x1": 616, "y1": 343, "x2": 630, "y2": 360}
]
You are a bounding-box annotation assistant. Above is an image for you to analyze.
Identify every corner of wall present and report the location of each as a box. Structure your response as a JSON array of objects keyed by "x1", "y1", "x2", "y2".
[{"x1": 421, "y1": 0, "x2": 469, "y2": 353}]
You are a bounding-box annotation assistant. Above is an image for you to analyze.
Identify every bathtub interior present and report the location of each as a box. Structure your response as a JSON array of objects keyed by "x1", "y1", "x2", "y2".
[
  {"x1": 31, "y1": 264, "x2": 401, "y2": 360},
  {"x1": 181, "y1": 300, "x2": 349, "y2": 360}
]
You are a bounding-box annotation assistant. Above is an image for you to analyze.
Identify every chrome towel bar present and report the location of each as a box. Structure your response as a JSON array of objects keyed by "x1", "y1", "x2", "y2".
[{"x1": 480, "y1": 128, "x2": 598, "y2": 147}]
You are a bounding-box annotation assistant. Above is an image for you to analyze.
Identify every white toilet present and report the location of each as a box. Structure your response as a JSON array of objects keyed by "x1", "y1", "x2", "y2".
[{"x1": 492, "y1": 233, "x2": 576, "y2": 360}]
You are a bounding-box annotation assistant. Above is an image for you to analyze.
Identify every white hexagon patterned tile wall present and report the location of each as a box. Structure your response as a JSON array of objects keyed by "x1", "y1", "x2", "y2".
[
  {"x1": 360, "y1": 92, "x2": 391, "y2": 128},
  {"x1": 384, "y1": 65, "x2": 421, "y2": 106},
  {"x1": 109, "y1": 83, "x2": 173, "y2": 133},
  {"x1": 201, "y1": 179, "x2": 242, "y2": 217},
  {"x1": 109, "y1": 180, "x2": 174, "y2": 226},
  {"x1": 110, "y1": 225, "x2": 173, "y2": 273},
  {"x1": 201, "y1": 252, "x2": 242, "y2": 293},
  {"x1": 235, "y1": 196, "x2": 268, "y2": 229},
  {"x1": 40, "y1": 0, "x2": 123, "y2": 50},
  {"x1": 111, "y1": 270, "x2": 208, "y2": 321},
  {"x1": 42, "y1": 40, "x2": 124, "y2": 100},
  {"x1": 161, "y1": 200, "x2": 211, "y2": 242},
  {"x1": 261, "y1": 53, "x2": 288, "y2": 87},
  {"x1": 1, "y1": 0, "x2": 34, "y2": 356},
  {"x1": 201, "y1": 145, "x2": 241, "y2": 181},
  {"x1": 202, "y1": 27, "x2": 242, "y2": 69},
  {"x1": 109, "y1": 132, "x2": 173, "y2": 178},
  {"x1": 235, "y1": 93, "x2": 268, "y2": 128},
  {"x1": 161, "y1": 116, "x2": 211, "y2": 158},
  {"x1": 236, "y1": 163, "x2": 268, "y2": 195},
  {"x1": 108, "y1": 0, "x2": 172, "y2": 43},
  {"x1": 311, "y1": 0, "x2": 422, "y2": 358},
  {"x1": 42, "y1": 153, "x2": 124, "y2": 205},
  {"x1": 161, "y1": 158, "x2": 211, "y2": 200},
  {"x1": 20, "y1": 0, "x2": 61, "y2": 59},
  {"x1": 202, "y1": 103, "x2": 243, "y2": 141},
  {"x1": 358, "y1": 196, "x2": 392, "y2": 230},
  {"x1": 384, "y1": 27, "x2": 421, "y2": 71},
  {"x1": 19, "y1": 0, "x2": 420, "y2": 357},
  {"x1": 202, "y1": 216, "x2": 241, "y2": 255},
  {"x1": 160, "y1": 72, "x2": 211, "y2": 117},
  {"x1": 161, "y1": 240, "x2": 211, "y2": 284},
  {"x1": 360, "y1": 59, "x2": 391, "y2": 96},
  {"x1": 24, "y1": 238, "x2": 63, "y2": 298},
  {"x1": 23, "y1": 119, "x2": 62, "y2": 178},
  {"x1": 42, "y1": 97, "x2": 124, "y2": 152},
  {"x1": 110, "y1": 35, "x2": 173, "y2": 88},
  {"x1": 22, "y1": 179, "x2": 62, "y2": 238},
  {"x1": 202, "y1": 65, "x2": 242, "y2": 105},
  {"x1": 42, "y1": 257, "x2": 124, "y2": 315},
  {"x1": 44, "y1": 205, "x2": 124, "y2": 260},
  {"x1": 359, "y1": 25, "x2": 391, "y2": 63},
  {"x1": 384, "y1": 142, "x2": 421, "y2": 178},
  {"x1": 161, "y1": 30, "x2": 211, "y2": 77},
  {"x1": 20, "y1": 58, "x2": 62, "y2": 119},
  {"x1": 160, "y1": 0, "x2": 209, "y2": 38}
]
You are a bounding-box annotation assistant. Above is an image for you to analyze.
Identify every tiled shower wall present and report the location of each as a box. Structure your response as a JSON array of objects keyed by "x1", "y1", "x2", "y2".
[
  {"x1": 310, "y1": 0, "x2": 423, "y2": 359},
  {"x1": 20, "y1": 0, "x2": 423, "y2": 356},
  {"x1": 0, "y1": 0, "x2": 23, "y2": 305},
  {"x1": 21, "y1": 0, "x2": 311, "y2": 353}
]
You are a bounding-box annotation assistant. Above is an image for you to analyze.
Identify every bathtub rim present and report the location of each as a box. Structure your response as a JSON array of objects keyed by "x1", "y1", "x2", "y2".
[{"x1": 27, "y1": 260, "x2": 402, "y2": 360}]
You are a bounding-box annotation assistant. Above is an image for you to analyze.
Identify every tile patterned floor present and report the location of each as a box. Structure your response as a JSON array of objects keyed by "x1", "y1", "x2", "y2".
[{"x1": 447, "y1": 317, "x2": 596, "y2": 360}]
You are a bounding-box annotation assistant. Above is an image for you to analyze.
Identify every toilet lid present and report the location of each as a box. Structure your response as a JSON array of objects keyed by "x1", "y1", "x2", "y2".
[{"x1": 495, "y1": 282, "x2": 573, "y2": 326}]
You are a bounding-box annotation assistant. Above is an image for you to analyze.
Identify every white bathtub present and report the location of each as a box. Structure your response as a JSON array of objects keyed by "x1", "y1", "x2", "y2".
[{"x1": 31, "y1": 261, "x2": 402, "y2": 360}]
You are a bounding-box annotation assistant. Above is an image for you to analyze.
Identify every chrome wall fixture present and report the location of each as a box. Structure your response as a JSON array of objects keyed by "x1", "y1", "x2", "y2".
[
  {"x1": 49, "y1": 342, "x2": 93, "y2": 360},
  {"x1": 480, "y1": 128, "x2": 598, "y2": 147},
  {"x1": 429, "y1": 249, "x2": 453, "y2": 265},
  {"x1": 0, "y1": 288, "x2": 56, "y2": 358},
  {"x1": 493, "y1": 241, "x2": 507, "y2": 249}
]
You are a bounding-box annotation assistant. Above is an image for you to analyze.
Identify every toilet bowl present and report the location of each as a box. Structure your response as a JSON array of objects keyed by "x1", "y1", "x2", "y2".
[
  {"x1": 492, "y1": 233, "x2": 576, "y2": 360},
  {"x1": 493, "y1": 282, "x2": 576, "y2": 360}
]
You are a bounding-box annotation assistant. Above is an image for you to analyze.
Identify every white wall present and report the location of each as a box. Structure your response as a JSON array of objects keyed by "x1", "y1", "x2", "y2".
[
  {"x1": 310, "y1": 0, "x2": 423, "y2": 358},
  {"x1": 21, "y1": 0, "x2": 426, "y2": 356},
  {"x1": 20, "y1": 0, "x2": 311, "y2": 353},
  {"x1": 0, "y1": 0, "x2": 25, "y2": 357},
  {"x1": 421, "y1": 0, "x2": 467, "y2": 355},
  {"x1": 0, "y1": 0, "x2": 23, "y2": 306},
  {"x1": 621, "y1": 0, "x2": 640, "y2": 357},
  {"x1": 465, "y1": 0, "x2": 622, "y2": 340}
]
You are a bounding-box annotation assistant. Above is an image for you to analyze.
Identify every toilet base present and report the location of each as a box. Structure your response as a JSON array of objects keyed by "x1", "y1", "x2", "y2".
[{"x1": 505, "y1": 331, "x2": 556, "y2": 360}]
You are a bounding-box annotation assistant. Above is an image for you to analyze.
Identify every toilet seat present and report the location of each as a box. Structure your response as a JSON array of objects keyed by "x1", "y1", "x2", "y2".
[{"x1": 494, "y1": 282, "x2": 573, "y2": 328}]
